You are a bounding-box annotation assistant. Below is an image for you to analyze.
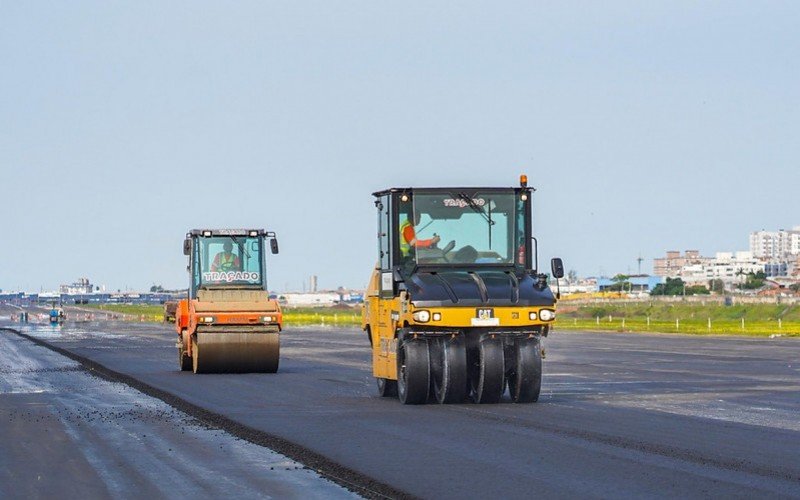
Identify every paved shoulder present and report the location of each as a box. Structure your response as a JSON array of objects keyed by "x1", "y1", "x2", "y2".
[{"x1": 0, "y1": 328, "x2": 356, "y2": 500}]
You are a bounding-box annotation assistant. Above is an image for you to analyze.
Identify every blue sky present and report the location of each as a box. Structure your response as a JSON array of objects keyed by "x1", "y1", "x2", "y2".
[{"x1": 1, "y1": 1, "x2": 798, "y2": 292}]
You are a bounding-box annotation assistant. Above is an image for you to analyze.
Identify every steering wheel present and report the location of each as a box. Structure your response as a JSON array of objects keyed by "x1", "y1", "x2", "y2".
[{"x1": 441, "y1": 240, "x2": 456, "y2": 255}]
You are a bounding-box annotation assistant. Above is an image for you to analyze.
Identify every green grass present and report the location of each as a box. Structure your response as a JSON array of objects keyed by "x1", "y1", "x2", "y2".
[
  {"x1": 82, "y1": 301, "x2": 800, "y2": 336},
  {"x1": 283, "y1": 308, "x2": 361, "y2": 326},
  {"x1": 82, "y1": 303, "x2": 362, "y2": 326},
  {"x1": 557, "y1": 301, "x2": 800, "y2": 336},
  {"x1": 83, "y1": 303, "x2": 164, "y2": 321},
  {"x1": 559, "y1": 317, "x2": 799, "y2": 336}
]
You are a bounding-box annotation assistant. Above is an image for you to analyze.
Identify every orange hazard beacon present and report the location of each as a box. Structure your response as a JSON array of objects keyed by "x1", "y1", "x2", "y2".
[{"x1": 175, "y1": 229, "x2": 282, "y2": 373}]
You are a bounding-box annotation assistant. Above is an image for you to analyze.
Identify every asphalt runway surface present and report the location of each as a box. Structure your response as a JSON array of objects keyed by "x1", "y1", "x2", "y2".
[
  {"x1": 0, "y1": 326, "x2": 354, "y2": 499},
  {"x1": 2, "y1": 317, "x2": 800, "y2": 499}
]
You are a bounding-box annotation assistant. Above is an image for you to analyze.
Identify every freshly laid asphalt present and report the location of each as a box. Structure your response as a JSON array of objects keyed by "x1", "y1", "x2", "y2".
[{"x1": 2, "y1": 317, "x2": 800, "y2": 499}]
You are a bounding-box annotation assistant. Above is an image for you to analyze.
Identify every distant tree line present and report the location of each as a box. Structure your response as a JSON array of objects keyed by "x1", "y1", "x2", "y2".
[
  {"x1": 650, "y1": 271, "x2": 772, "y2": 296},
  {"x1": 650, "y1": 277, "x2": 710, "y2": 296},
  {"x1": 737, "y1": 271, "x2": 766, "y2": 290},
  {"x1": 605, "y1": 274, "x2": 631, "y2": 292},
  {"x1": 149, "y1": 284, "x2": 185, "y2": 293}
]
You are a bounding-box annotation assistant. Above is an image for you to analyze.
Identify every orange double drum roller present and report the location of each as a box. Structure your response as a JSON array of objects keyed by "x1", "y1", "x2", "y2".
[{"x1": 175, "y1": 229, "x2": 282, "y2": 373}]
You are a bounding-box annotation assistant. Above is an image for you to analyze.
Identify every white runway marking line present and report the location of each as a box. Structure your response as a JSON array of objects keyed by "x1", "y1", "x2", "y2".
[
  {"x1": 609, "y1": 394, "x2": 800, "y2": 432},
  {"x1": 545, "y1": 379, "x2": 738, "y2": 386}
]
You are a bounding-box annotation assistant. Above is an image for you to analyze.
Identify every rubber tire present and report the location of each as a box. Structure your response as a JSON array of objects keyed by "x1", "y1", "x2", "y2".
[
  {"x1": 398, "y1": 340, "x2": 430, "y2": 405},
  {"x1": 432, "y1": 335, "x2": 467, "y2": 404},
  {"x1": 377, "y1": 378, "x2": 398, "y2": 397},
  {"x1": 178, "y1": 348, "x2": 192, "y2": 371},
  {"x1": 471, "y1": 338, "x2": 505, "y2": 404},
  {"x1": 508, "y1": 338, "x2": 542, "y2": 403}
]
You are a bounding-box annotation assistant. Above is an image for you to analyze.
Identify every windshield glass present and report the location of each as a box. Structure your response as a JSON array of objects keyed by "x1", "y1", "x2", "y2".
[
  {"x1": 197, "y1": 236, "x2": 264, "y2": 288},
  {"x1": 402, "y1": 191, "x2": 526, "y2": 266}
]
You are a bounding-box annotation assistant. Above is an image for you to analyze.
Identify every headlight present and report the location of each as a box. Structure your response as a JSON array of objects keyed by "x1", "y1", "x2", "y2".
[
  {"x1": 539, "y1": 309, "x2": 555, "y2": 321},
  {"x1": 432, "y1": 312, "x2": 442, "y2": 321},
  {"x1": 529, "y1": 311, "x2": 538, "y2": 321},
  {"x1": 412, "y1": 310, "x2": 430, "y2": 323},
  {"x1": 201, "y1": 316, "x2": 215, "y2": 323},
  {"x1": 262, "y1": 316, "x2": 273, "y2": 322}
]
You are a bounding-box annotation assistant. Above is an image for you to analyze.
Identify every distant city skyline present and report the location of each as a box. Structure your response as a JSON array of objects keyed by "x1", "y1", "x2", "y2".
[
  {"x1": 1, "y1": 220, "x2": 798, "y2": 294},
  {"x1": 6, "y1": 219, "x2": 799, "y2": 295},
  {"x1": 2, "y1": 2, "x2": 799, "y2": 292}
]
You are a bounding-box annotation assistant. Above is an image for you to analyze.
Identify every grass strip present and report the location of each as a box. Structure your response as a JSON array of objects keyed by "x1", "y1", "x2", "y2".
[{"x1": 82, "y1": 304, "x2": 362, "y2": 326}]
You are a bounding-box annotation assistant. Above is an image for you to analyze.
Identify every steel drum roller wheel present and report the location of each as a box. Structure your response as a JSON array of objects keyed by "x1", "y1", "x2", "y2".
[
  {"x1": 192, "y1": 332, "x2": 279, "y2": 374},
  {"x1": 179, "y1": 348, "x2": 192, "y2": 371},
  {"x1": 192, "y1": 336, "x2": 201, "y2": 374}
]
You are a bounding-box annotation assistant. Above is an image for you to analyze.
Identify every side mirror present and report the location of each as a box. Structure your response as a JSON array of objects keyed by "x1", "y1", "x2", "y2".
[
  {"x1": 551, "y1": 257, "x2": 564, "y2": 279},
  {"x1": 270, "y1": 238, "x2": 279, "y2": 254},
  {"x1": 183, "y1": 238, "x2": 192, "y2": 256}
]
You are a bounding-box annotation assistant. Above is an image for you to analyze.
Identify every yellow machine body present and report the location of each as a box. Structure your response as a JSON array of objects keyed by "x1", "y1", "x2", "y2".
[{"x1": 363, "y1": 270, "x2": 556, "y2": 380}]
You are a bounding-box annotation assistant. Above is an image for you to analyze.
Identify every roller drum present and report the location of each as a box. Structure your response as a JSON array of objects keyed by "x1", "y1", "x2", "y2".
[{"x1": 193, "y1": 331, "x2": 280, "y2": 374}]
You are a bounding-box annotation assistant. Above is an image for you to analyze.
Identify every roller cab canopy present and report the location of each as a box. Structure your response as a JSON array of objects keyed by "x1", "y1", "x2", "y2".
[
  {"x1": 372, "y1": 185, "x2": 556, "y2": 307},
  {"x1": 184, "y1": 229, "x2": 279, "y2": 299}
]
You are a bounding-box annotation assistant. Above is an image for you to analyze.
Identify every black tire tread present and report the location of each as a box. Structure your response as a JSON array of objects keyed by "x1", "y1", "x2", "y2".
[
  {"x1": 398, "y1": 340, "x2": 430, "y2": 405},
  {"x1": 509, "y1": 338, "x2": 542, "y2": 403},
  {"x1": 433, "y1": 336, "x2": 467, "y2": 404},
  {"x1": 472, "y1": 339, "x2": 504, "y2": 404}
]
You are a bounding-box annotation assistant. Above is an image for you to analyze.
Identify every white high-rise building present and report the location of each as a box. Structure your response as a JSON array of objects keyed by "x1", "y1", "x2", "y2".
[
  {"x1": 749, "y1": 227, "x2": 800, "y2": 260},
  {"x1": 792, "y1": 231, "x2": 800, "y2": 256}
]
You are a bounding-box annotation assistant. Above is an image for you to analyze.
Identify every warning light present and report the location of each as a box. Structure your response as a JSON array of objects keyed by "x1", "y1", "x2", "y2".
[{"x1": 520, "y1": 174, "x2": 528, "y2": 188}]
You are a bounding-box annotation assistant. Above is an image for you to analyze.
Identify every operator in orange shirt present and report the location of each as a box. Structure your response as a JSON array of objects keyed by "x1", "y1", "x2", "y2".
[{"x1": 399, "y1": 213, "x2": 440, "y2": 257}]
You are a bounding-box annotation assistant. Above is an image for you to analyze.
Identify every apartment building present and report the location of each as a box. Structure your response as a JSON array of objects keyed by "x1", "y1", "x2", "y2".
[
  {"x1": 653, "y1": 250, "x2": 710, "y2": 277},
  {"x1": 680, "y1": 251, "x2": 765, "y2": 286},
  {"x1": 749, "y1": 226, "x2": 800, "y2": 260}
]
